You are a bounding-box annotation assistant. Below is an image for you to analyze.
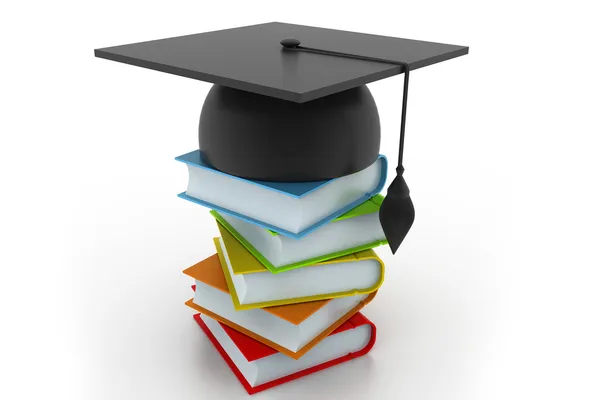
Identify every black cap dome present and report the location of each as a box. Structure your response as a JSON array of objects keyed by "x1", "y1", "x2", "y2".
[{"x1": 198, "y1": 85, "x2": 380, "y2": 182}]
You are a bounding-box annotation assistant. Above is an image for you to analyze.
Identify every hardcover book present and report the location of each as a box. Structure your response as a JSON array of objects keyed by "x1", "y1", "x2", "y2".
[
  {"x1": 211, "y1": 194, "x2": 387, "y2": 273},
  {"x1": 214, "y1": 226, "x2": 384, "y2": 310},
  {"x1": 176, "y1": 150, "x2": 387, "y2": 238},
  {"x1": 194, "y1": 311, "x2": 376, "y2": 394},
  {"x1": 183, "y1": 253, "x2": 376, "y2": 359}
]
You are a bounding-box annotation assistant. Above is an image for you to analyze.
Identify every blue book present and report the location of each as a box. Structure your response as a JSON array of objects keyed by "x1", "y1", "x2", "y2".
[{"x1": 176, "y1": 150, "x2": 387, "y2": 239}]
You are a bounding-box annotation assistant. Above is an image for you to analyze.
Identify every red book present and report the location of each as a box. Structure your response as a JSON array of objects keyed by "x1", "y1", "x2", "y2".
[{"x1": 194, "y1": 312, "x2": 376, "y2": 394}]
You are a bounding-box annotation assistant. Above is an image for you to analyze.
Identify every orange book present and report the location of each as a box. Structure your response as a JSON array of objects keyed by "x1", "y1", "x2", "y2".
[{"x1": 184, "y1": 253, "x2": 376, "y2": 359}]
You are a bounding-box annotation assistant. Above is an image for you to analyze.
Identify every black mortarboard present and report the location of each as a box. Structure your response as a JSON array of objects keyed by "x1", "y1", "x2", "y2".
[{"x1": 95, "y1": 22, "x2": 468, "y2": 252}]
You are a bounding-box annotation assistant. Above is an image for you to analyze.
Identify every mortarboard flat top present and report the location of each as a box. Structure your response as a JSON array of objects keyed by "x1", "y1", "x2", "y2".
[{"x1": 95, "y1": 22, "x2": 468, "y2": 102}]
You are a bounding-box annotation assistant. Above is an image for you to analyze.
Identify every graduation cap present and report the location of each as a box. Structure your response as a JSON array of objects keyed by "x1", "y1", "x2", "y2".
[{"x1": 95, "y1": 22, "x2": 468, "y2": 253}]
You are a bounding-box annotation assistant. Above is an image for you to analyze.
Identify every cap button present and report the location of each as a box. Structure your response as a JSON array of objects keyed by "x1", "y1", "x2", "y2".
[{"x1": 280, "y1": 38, "x2": 301, "y2": 48}]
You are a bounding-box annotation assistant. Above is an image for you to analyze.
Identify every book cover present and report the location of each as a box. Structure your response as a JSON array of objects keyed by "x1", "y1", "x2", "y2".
[
  {"x1": 183, "y1": 254, "x2": 376, "y2": 359},
  {"x1": 176, "y1": 150, "x2": 387, "y2": 239},
  {"x1": 194, "y1": 311, "x2": 376, "y2": 394},
  {"x1": 210, "y1": 195, "x2": 388, "y2": 274},
  {"x1": 215, "y1": 228, "x2": 384, "y2": 310}
]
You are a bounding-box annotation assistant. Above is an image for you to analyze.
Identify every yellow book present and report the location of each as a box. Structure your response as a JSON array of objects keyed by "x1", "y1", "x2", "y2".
[{"x1": 214, "y1": 223, "x2": 384, "y2": 310}]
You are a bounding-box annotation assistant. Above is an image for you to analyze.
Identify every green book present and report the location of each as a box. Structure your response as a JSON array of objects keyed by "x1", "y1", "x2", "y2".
[{"x1": 211, "y1": 195, "x2": 388, "y2": 274}]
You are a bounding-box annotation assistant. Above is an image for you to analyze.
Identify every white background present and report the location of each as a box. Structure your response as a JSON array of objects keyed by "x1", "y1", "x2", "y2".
[{"x1": 1, "y1": 1, "x2": 599, "y2": 399}]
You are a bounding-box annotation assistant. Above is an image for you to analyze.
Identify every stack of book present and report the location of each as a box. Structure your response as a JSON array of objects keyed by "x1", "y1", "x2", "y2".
[{"x1": 178, "y1": 150, "x2": 389, "y2": 394}]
